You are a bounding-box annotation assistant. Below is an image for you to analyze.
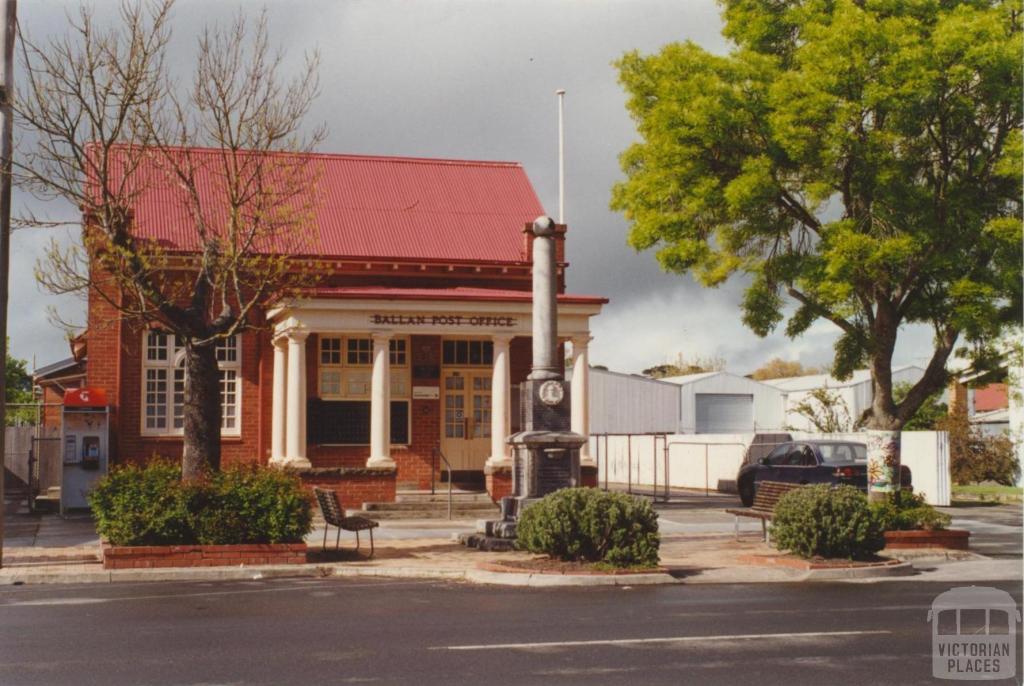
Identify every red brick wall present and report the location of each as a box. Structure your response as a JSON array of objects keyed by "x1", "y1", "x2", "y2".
[
  {"x1": 40, "y1": 383, "x2": 77, "y2": 431},
  {"x1": 113, "y1": 320, "x2": 263, "y2": 468},
  {"x1": 86, "y1": 272, "x2": 124, "y2": 462},
  {"x1": 84, "y1": 257, "x2": 567, "y2": 479},
  {"x1": 400, "y1": 335, "x2": 442, "y2": 489},
  {"x1": 307, "y1": 335, "x2": 443, "y2": 490},
  {"x1": 103, "y1": 543, "x2": 307, "y2": 569},
  {"x1": 485, "y1": 469, "x2": 513, "y2": 504},
  {"x1": 580, "y1": 465, "x2": 598, "y2": 488},
  {"x1": 85, "y1": 277, "x2": 266, "y2": 468},
  {"x1": 298, "y1": 469, "x2": 397, "y2": 511},
  {"x1": 974, "y1": 383, "x2": 1008, "y2": 412}
]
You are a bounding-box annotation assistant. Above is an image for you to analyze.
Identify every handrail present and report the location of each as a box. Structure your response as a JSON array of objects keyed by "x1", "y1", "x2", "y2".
[{"x1": 433, "y1": 446, "x2": 454, "y2": 520}]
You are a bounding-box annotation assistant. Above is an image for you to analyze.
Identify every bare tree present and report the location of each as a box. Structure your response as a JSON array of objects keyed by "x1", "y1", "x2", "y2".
[{"x1": 17, "y1": 1, "x2": 327, "y2": 477}]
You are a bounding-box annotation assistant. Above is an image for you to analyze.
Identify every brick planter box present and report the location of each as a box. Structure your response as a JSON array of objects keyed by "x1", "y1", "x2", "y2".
[
  {"x1": 883, "y1": 529, "x2": 970, "y2": 550},
  {"x1": 289, "y1": 466, "x2": 397, "y2": 510},
  {"x1": 102, "y1": 542, "x2": 308, "y2": 570}
]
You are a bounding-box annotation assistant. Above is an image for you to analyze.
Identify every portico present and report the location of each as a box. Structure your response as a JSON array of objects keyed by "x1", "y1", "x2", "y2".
[{"x1": 266, "y1": 288, "x2": 604, "y2": 490}]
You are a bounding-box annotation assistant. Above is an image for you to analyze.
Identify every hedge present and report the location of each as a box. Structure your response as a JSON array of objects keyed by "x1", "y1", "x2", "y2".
[{"x1": 90, "y1": 460, "x2": 312, "y2": 546}]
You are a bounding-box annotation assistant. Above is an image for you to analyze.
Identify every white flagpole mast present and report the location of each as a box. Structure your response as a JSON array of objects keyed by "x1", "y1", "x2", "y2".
[{"x1": 556, "y1": 88, "x2": 565, "y2": 224}]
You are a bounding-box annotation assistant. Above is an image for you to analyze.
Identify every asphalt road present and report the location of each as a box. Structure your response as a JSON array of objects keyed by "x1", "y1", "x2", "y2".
[{"x1": 2, "y1": 577, "x2": 1021, "y2": 686}]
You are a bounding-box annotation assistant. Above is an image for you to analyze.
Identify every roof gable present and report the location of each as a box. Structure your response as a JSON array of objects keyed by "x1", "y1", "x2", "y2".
[
  {"x1": 764, "y1": 365, "x2": 925, "y2": 391},
  {"x1": 102, "y1": 147, "x2": 546, "y2": 264}
]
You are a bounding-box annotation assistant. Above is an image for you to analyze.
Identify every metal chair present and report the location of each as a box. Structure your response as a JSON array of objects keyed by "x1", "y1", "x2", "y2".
[{"x1": 312, "y1": 487, "x2": 380, "y2": 557}]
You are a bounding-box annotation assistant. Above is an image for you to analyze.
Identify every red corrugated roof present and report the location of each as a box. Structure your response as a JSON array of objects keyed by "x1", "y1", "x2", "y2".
[
  {"x1": 100, "y1": 146, "x2": 546, "y2": 263},
  {"x1": 311, "y1": 286, "x2": 608, "y2": 305}
]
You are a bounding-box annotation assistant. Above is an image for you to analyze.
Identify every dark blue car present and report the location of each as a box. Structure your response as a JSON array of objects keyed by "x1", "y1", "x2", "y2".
[{"x1": 736, "y1": 440, "x2": 912, "y2": 506}]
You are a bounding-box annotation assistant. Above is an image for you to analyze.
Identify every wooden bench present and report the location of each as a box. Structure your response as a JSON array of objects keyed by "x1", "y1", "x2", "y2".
[
  {"x1": 725, "y1": 481, "x2": 804, "y2": 543},
  {"x1": 313, "y1": 487, "x2": 380, "y2": 557}
]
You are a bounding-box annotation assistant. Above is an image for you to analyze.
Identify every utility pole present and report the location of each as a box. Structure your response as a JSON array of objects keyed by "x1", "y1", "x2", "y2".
[{"x1": 0, "y1": 0, "x2": 17, "y2": 570}]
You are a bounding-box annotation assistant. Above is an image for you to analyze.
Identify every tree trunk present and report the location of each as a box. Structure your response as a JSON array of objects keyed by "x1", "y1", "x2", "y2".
[
  {"x1": 865, "y1": 429, "x2": 901, "y2": 503},
  {"x1": 864, "y1": 308, "x2": 903, "y2": 502},
  {"x1": 181, "y1": 342, "x2": 221, "y2": 479}
]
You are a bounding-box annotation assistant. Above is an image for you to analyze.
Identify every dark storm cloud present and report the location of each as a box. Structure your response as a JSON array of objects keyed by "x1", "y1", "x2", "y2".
[{"x1": 9, "y1": 0, "x2": 936, "y2": 375}]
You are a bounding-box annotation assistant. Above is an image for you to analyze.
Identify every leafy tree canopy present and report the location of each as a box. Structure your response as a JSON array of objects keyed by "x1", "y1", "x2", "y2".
[
  {"x1": 642, "y1": 353, "x2": 726, "y2": 378},
  {"x1": 893, "y1": 381, "x2": 947, "y2": 430},
  {"x1": 749, "y1": 357, "x2": 822, "y2": 380},
  {"x1": 612, "y1": 0, "x2": 1022, "y2": 430},
  {"x1": 5, "y1": 342, "x2": 35, "y2": 426}
]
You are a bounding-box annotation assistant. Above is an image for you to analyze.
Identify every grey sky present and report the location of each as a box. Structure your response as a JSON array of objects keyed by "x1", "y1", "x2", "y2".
[{"x1": 9, "y1": 0, "x2": 935, "y2": 376}]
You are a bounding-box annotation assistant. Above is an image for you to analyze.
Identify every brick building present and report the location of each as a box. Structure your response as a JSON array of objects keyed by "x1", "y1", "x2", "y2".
[{"x1": 53, "y1": 149, "x2": 605, "y2": 505}]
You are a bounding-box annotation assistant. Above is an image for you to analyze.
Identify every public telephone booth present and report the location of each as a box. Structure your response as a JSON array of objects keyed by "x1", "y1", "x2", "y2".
[{"x1": 60, "y1": 387, "x2": 110, "y2": 514}]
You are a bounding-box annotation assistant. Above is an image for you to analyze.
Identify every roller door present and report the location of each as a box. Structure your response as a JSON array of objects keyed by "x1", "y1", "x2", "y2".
[{"x1": 695, "y1": 393, "x2": 753, "y2": 433}]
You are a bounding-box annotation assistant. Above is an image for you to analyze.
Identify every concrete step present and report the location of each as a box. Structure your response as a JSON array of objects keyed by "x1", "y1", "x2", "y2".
[
  {"x1": 345, "y1": 509, "x2": 498, "y2": 520},
  {"x1": 34, "y1": 492, "x2": 60, "y2": 513},
  {"x1": 394, "y1": 492, "x2": 494, "y2": 505},
  {"x1": 349, "y1": 500, "x2": 499, "y2": 520},
  {"x1": 362, "y1": 500, "x2": 497, "y2": 512}
]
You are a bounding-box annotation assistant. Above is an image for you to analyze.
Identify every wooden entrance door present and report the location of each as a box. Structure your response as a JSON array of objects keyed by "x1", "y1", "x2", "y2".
[{"x1": 441, "y1": 370, "x2": 492, "y2": 470}]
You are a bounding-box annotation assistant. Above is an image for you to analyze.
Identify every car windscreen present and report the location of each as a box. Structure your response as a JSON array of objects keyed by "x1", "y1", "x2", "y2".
[{"x1": 817, "y1": 443, "x2": 867, "y2": 464}]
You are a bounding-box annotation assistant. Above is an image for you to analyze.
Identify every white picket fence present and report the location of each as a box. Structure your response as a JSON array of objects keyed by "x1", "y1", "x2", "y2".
[{"x1": 592, "y1": 431, "x2": 951, "y2": 506}]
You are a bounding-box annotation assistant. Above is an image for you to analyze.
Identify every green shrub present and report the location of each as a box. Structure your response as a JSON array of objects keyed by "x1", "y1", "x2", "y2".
[
  {"x1": 194, "y1": 466, "x2": 312, "y2": 544},
  {"x1": 89, "y1": 460, "x2": 195, "y2": 546},
  {"x1": 939, "y1": 408, "x2": 1021, "y2": 486},
  {"x1": 770, "y1": 484, "x2": 884, "y2": 560},
  {"x1": 516, "y1": 488, "x2": 660, "y2": 568},
  {"x1": 870, "y1": 491, "x2": 951, "y2": 531},
  {"x1": 90, "y1": 460, "x2": 312, "y2": 546}
]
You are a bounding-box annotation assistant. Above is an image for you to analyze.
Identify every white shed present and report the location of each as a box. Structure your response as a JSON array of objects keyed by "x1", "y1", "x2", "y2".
[
  {"x1": 660, "y1": 371, "x2": 784, "y2": 434},
  {"x1": 766, "y1": 365, "x2": 926, "y2": 431},
  {"x1": 568, "y1": 367, "x2": 680, "y2": 435}
]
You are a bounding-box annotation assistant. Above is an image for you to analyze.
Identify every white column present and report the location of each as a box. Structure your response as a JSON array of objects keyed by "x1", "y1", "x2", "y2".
[
  {"x1": 367, "y1": 332, "x2": 395, "y2": 468},
  {"x1": 571, "y1": 335, "x2": 594, "y2": 466},
  {"x1": 269, "y1": 336, "x2": 288, "y2": 465},
  {"x1": 486, "y1": 334, "x2": 513, "y2": 469},
  {"x1": 284, "y1": 329, "x2": 311, "y2": 468}
]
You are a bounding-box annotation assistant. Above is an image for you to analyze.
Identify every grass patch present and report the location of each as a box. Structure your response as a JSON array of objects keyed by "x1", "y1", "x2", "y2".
[{"x1": 952, "y1": 484, "x2": 1023, "y2": 502}]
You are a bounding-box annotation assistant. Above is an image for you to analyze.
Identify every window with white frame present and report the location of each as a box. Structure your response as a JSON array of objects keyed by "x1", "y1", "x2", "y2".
[
  {"x1": 315, "y1": 335, "x2": 410, "y2": 445},
  {"x1": 318, "y1": 336, "x2": 410, "y2": 400},
  {"x1": 142, "y1": 332, "x2": 242, "y2": 436}
]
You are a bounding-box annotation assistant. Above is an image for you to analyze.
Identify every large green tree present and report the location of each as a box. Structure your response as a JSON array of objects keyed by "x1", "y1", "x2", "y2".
[
  {"x1": 612, "y1": 0, "x2": 1022, "y2": 430},
  {"x1": 5, "y1": 342, "x2": 33, "y2": 426}
]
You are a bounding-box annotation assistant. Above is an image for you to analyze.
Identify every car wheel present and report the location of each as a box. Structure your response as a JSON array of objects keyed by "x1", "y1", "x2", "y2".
[{"x1": 739, "y1": 479, "x2": 755, "y2": 507}]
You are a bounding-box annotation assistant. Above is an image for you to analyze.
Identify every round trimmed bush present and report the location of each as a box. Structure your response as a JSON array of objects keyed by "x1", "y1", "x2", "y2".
[
  {"x1": 770, "y1": 484, "x2": 884, "y2": 560},
  {"x1": 515, "y1": 488, "x2": 660, "y2": 568}
]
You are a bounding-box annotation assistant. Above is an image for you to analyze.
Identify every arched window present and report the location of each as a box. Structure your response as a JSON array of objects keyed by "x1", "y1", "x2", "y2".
[{"x1": 141, "y1": 331, "x2": 241, "y2": 436}]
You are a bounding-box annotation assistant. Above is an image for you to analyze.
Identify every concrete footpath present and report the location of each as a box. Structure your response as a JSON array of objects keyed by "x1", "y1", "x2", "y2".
[{"x1": 1, "y1": 496, "x2": 1020, "y2": 587}]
